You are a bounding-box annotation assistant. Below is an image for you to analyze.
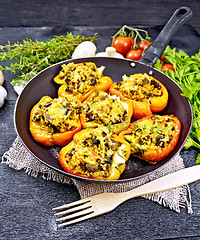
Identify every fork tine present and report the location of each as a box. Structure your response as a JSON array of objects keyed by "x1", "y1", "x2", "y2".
[
  {"x1": 52, "y1": 198, "x2": 91, "y2": 211},
  {"x1": 56, "y1": 207, "x2": 94, "y2": 222},
  {"x1": 57, "y1": 212, "x2": 97, "y2": 227},
  {"x1": 54, "y1": 201, "x2": 92, "y2": 216}
]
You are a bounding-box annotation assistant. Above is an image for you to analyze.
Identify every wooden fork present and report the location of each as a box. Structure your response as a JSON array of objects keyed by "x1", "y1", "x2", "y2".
[{"x1": 53, "y1": 165, "x2": 200, "y2": 227}]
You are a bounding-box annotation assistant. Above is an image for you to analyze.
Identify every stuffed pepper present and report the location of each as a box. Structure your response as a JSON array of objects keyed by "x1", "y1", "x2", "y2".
[
  {"x1": 54, "y1": 62, "x2": 113, "y2": 102},
  {"x1": 29, "y1": 96, "x2": 81, "y2": 146},
  {"x1": 109, "y1": 73, "x2": 168, "y2": 119},
  {"x1": 119, "y1": 115, "x2": 181, "y2": 163},
  {"x1": 59, "y1": 127, "x2": 131, "y2": 180},
  {"x1": 80, "y1": 91, "x2": 133, "y2": 134}
]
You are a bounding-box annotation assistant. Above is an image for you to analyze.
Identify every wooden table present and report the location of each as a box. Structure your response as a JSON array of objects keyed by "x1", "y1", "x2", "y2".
[{"x1": 0, "y1": 1, "x2": 200, "y2": 239}]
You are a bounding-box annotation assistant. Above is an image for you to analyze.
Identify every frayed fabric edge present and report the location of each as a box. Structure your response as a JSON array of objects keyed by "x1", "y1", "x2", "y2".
[{"x1": 143, "y1": 185, "x2": 193, "y2": 214}]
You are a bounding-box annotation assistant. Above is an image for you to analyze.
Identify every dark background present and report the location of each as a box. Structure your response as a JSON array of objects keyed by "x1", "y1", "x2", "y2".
[
  {"x1": 0, "y1": 0, "x2": 199, "y2": 33},
  {"x1": 0, "y1": 1, "x2": 200, "y2": 240}
]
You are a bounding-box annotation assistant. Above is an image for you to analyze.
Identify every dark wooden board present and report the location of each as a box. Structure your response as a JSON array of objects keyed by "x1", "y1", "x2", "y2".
[{"x1": 0, "y1": 0, "x2": 199, "y2": 34}]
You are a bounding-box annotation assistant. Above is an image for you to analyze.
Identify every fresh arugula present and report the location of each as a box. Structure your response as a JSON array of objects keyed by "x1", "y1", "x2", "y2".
[
  {"x1": 0, "y1": 33, "x2": 97, "y2": 86},
  {"x1": 154, "y1": 46, "x2": 200, "y2": 164}
]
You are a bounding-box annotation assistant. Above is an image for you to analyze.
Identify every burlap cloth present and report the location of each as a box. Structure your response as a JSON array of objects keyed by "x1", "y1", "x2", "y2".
[{"x1": 2, "y1": 137, "x2": 193, "y2": 213}]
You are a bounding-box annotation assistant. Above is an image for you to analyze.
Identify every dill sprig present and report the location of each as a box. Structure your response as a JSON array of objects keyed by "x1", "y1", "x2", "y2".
[{"x1": 0, "y1": 32, "x2": 98, "y2": 86}]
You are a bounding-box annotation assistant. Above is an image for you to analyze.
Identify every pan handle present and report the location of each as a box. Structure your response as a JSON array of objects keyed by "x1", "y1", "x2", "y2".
[{"x1": 139, "y1": 6, "x2": 193, "y2": 67}]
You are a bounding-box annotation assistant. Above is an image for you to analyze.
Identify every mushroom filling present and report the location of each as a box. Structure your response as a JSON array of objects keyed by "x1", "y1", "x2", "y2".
[
  {"x1": 124, "y1": 115, "x2": 176, "y2": 156},
  {"x1": 32, "y1": 96, "x2": 80, "y2": 133},
  {"x1": 81, "y1": 91, "x2": 128, "y2": 125},
  {"x1": 114, "y1": 73, "x2": 162, "y2": 101},
  {"x1": 56, "y1": 62, "x2": 104, "y2": 95},
  {"x1": 65, "y1": 127, "x2": 127, "y2": 178}
]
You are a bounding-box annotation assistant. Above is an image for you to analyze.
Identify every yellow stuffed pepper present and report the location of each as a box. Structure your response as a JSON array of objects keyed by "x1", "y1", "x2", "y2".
[{"x1": 54, "y1": 62, "x2": 113, "y2": 102}]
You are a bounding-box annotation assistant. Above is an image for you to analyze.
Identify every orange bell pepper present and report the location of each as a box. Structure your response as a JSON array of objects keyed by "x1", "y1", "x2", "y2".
[
  {"x1": 29, "y1": 96, "x2": 81, "y2": 146},
  {"x1": 119, "y1": 114, "x2": 181, "y2": 163},
  {"x1": 54, "y1": 62, "x2": 113, "y2": 102},
  {"x1": 109, "y1": 73, "x2": 168, "y2": 119},
  {"x1": 59, "y1": 127, "x2": 131, "y2": 180},
  {"x1": 80, "y1": 91, "x2": 133, "y2": 134}
]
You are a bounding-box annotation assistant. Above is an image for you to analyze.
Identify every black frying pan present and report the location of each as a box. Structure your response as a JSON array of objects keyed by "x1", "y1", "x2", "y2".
[{"x1": 14, "y1": 7, "x2": 193, "y2": 182}]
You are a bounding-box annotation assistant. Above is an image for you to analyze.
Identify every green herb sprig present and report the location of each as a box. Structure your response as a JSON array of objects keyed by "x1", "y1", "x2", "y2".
[
  {"x1": 154, "y1": 46, "x2": 200, "y2": 164},
  {"x1": 0, "y1": 32, "x2": 97, "y2": 86}
]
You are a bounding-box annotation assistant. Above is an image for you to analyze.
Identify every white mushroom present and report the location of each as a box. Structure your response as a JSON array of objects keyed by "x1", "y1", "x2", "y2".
[
  {"x1": 13, "y1": 84, "x2": 24, "y2": 95},
  {"x1": 96, "y1": 47, "x2": 124, "y2": 58},
  {"x1": 72, "y1": 41, "x2": 97, "y2": 59},
  {"x1": 0, "y1": 85, "x2": 7, "y2": 108},
  {"x1": 13, "y1": 80, "x2": 27, "y2": 95},
  {"x1": 0, "y1": 70, "x2": 4, "y2": 85}
]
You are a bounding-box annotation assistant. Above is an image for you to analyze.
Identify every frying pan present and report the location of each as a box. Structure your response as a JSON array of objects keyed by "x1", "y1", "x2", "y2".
[{"x1": 14, "y1": 6, "x2": 193, "y2": 182}]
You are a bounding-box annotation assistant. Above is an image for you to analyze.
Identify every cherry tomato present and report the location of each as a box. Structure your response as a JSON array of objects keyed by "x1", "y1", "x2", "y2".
[
  {"x1": 161, "y1": 63, "x2": 175, "y2": 72},
  {"x1": 112, "y1": 36, "x2": 134, "y2": 56},
  {"x1": 160, "y1": 55, "x2": 165, "y2": 63},
  {"x1": 126, "y1": 49, "x2": 143, "y2": 61},
  {"x1": 129, "y1": 37, "x2": 135, "y2": 46},
  {"x1": 138, "y1": 40, "x2": 152, "y2": 51}
]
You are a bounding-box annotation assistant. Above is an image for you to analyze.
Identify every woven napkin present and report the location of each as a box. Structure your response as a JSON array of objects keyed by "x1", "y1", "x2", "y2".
[{"x1": 2, "y1": 137, "x2": 193, "y2": 213}]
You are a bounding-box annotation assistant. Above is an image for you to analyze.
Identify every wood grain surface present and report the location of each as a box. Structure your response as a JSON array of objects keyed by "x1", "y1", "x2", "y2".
[
  {"x1": 0, "y1": 1, "x2": 200, "y2": 240},
  {"x1": 0, "y1": 0, "x2": 199, "y2": 33}
]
